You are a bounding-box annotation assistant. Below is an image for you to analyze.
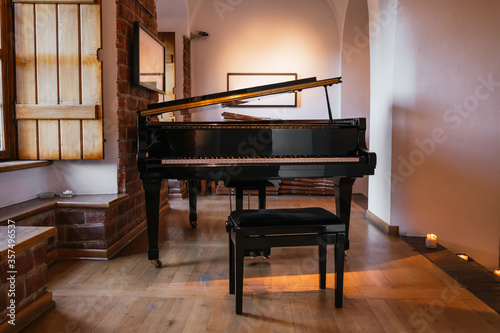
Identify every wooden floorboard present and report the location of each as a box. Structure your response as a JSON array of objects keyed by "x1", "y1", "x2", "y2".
[
  {"x1": 402, "y1": 236, "x2": 500, "y2": 315},
  {"x1": 22, "y1": 195, "x2": 500, "y2": 332}
]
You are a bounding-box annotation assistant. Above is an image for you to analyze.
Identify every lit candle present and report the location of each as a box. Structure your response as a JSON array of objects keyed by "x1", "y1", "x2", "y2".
[
  {"x1": 457, "y1": 254, "x2": 469, "y2": 261},
  {"x1": 426, "y1": 234, "x2": 437, "y2": 248}
]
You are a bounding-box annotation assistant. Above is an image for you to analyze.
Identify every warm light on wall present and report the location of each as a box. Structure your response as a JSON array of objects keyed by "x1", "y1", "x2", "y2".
[
  {"x1": 456, "y1": 254, "x2": 469, "y2": 261},
  {"x1": 425, "y1": 234, "x2": 437, "y2": 248}
]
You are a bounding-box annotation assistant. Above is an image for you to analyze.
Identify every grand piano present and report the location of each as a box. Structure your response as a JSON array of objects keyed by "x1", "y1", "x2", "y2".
[{"x1": 137, "y1": 76, "x2": 376, "y2": 267}]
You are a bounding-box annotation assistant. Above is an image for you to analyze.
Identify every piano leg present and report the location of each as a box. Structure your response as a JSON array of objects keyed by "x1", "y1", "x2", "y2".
[
  {"x1": 143, "y1": 180, "x2": 163, "y2": 268},
  {"x1": 235, "y1": 186, "x2": 244, "y2": 210},
  {"x1": 257, "y1": 183, "x2": 267, "y2": 209},
  {"x1": 188, "y1": 180, "x2": 198, "y2": 228},
  {"x1": 333, "y1": 177, "x2": 355, "y2": 251}
]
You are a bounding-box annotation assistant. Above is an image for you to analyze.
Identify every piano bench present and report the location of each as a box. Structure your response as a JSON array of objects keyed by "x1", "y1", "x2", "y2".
[{"x1": 225, "y1": 207, "x2": 345, "y2": 314}]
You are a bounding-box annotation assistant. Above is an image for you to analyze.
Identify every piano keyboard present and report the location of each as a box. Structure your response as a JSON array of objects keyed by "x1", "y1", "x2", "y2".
[{"x1": 161, "y1": 156, "x2": 360, "y2": 165}]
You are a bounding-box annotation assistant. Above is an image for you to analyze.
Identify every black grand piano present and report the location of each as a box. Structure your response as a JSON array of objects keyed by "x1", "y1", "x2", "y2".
[{"x1": 137, "y1": 77, "x2": 376, "y2": 267}]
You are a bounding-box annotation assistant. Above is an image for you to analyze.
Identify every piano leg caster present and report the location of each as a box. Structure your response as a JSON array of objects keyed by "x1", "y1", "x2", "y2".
[{"x1": 150, "y1": 259, "x2": 162, "y2": 268}]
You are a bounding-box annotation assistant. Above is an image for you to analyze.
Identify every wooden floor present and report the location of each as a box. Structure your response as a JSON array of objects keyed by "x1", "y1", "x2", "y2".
[{"x1": 24, "y1": 195, "x2": 500, "y2": 332}]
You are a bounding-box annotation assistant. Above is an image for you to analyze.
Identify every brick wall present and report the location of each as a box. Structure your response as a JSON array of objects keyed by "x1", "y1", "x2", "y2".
[
  {"x1": 182, "y1": 35, "x2": 191, "y2": 121},
  {"x1": 116, "y1": 0, "x2": 169, "y2": 234},
  {"x1": 13, "y1": 203, "x2": 128, "y2": 251},
  {"x1": 0, "y1": 241, "x2": 48, "y2": 324}
]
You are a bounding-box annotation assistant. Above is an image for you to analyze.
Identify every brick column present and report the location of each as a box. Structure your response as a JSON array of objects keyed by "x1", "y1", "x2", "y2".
[
  {"x1": 182, "y1": 35, "x2": 191, "y2": 122},
  {"x1": 116, "y1": 0, "x2": 168, "y2": 235}
]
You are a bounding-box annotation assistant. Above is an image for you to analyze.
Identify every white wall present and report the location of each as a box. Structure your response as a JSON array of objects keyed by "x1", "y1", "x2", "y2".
[
  {"x1": 189, "y1": 0, "x2": 341, "y2": 121},
  {"x1": 157, "y1": 0, "x2": 188, "y2": 99},
  {"x1": 0, "y1": 1, "x2": 118, "y2": 209},
  {"x1": 389, "y1": 0, "x2": 500, "y2": 270},
  {"x1": 0, "y1": 167, "x2": 48, "y2": 207},
  {"x1": 367, "y1": 0, "x2": 399, "y2": 225},
  {"x1": 341, "y1": 0, "x2": 371, "y2": 196}
]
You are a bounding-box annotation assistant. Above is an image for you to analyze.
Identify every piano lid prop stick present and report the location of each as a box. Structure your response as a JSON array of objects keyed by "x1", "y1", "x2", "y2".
[{"x1": 324, "y1": 85, "x2": 334, "y2": 123}]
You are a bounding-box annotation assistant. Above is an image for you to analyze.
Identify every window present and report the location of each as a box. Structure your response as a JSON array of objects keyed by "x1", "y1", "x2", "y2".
[
  {"x1": 0, "y1": 0, "x2": 15, "y2": 160},
  {"x1": 0, "y1": 0, "x2": 103, "y2": 161}
]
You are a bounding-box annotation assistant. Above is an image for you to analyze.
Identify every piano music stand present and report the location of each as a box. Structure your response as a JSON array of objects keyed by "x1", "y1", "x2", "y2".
[{"x1": 226, "y1": 180, "x2": 275, "y2": 211}]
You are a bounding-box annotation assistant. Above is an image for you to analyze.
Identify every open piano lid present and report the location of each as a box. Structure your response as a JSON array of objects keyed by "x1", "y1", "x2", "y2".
[{"x1": 139, "y1": 76, "x2": 342, "y2": 117}]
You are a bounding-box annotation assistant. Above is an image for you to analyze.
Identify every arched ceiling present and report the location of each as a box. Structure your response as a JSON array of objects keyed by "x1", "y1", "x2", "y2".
[{"x1": 156, "y1": 0, "x2": 347, "y2": 34}]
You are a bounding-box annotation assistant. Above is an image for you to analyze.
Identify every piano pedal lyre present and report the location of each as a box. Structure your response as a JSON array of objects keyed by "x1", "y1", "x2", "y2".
[{"x1": 150, "y1": 259, "x2": 162, "y2": 268}]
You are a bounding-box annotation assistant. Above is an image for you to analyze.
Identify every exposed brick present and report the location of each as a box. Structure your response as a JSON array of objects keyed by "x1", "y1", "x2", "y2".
[
  {"x1": 116, "y1": 19, "x2": 128, "y2": 36},
  {"x1": 118, "y1": 80, "x2": 130, "y2": 94},
  {"x1": 126, "y1": 126, "x2": 137, "y2": 140},
  {"x1": 18, "y1": 211, "x2": 56, "y2": 227},
  {"x1": 64, "y1": 225, "x2": 104, "y2": 243},
  {"x1": 14, "y1": 276, "x2": 25, "y2": 305},
  {"x1": 126, "y1": 96, "x2": 139, "y2": 109},
  {"x1": 16, "y1": 291, "x2": 37, "y2": 315},
  {"x1": 57, "y1": 209, "x2": 85, "y2": 225},
  {"x1": 118, "y1": 64, "x2": 130, "y2": 81},
  {"x1": 32, "y1": 242, "x2": 48, "y2": 266},
  {"x1": 105, "y1": 206, "x2": 119, "y2": 221},
  {"x1": 85, "y1": 210, "x2": 106, "y2": 224},
  {"x1": 115, "y1": 0, "x2": 160, "y2": 247},
  {"x1": 77, "y1": 225, "x2": 106, "y2": 241},
  {"x1": 47, "y1": 235, "x2": 57, "y2": 252},
  {"x1": 26, "y1": 265, "x2": 47, "y2": 297},
  {"x1": 57, "y1": 241, "x2": 82, "y2": 249},
  {"x1": 104, "y1": 219, "x2": 116, "y2": 238},
  {"x1": 0, "y1": 284, "x2": 7, "y2": 314},
  {"x1": 0, "y1": 261, "x2": 7, "y2": 284},
  {"x1": 15, "y1": 250, "x2": 33, "y2": 276},
  {"x1": 57, "y1": 226, "x2": 66, "y2": 243},
  {"x1": 118, "y1": 97, "x2": 127, "y2": 110},
  {"x1": 82, "y1": 241, "x2": 107, "y2": 250}
]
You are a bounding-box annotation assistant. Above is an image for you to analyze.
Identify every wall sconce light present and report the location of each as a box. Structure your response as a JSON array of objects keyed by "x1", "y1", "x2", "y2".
[
  {"x1": 425, "y1": 234, "x2": 437, "y2": 249},
  {"x1": 190, "y1": 30, "x2": 210, "y2": 40}
]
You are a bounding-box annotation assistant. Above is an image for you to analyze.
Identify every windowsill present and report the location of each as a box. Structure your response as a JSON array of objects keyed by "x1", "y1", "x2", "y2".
[{"x1": 0, "y1": 160, "x2": 52, "y2": 173}]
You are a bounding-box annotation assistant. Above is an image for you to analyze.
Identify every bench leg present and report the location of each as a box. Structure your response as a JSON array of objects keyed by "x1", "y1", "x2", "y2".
[
  {"x1": 318, "y1": 241, "x2": 327, "y2": 289},
  {"x1": 235, "y1": 242, "x2": 245, "y2": 314},
  {"x1": 229, "y1": 232, "x2": 235, "y2": 295},
  {"x1": 334, "y1": 233, "x2": 345, "y2": 308}
]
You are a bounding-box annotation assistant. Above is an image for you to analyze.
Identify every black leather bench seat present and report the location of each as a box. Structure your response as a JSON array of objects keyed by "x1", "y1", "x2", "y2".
[{"x1": 230, "y1": 207, "x2": 342, "y2": 228}]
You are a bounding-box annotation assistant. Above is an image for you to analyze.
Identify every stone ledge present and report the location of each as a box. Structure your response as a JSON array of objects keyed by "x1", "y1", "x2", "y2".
[
  {"x1": 0, "y1": 160, "x2": 51, "y2": 173},
  {"x1": 0, "y1": 226, "x2": 57, "y2": 261},
  {"x1": 0, "y1": 194, "x2": 130, "y2": 226},
  {"x1": 0, "y1": 227, "x2": 55, "y2": 328}
]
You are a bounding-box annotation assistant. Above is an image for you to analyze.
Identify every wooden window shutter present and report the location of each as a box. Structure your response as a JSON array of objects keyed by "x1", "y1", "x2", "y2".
[{"x1": 14, "y1": 0, "x2": 103, "y2": 160}]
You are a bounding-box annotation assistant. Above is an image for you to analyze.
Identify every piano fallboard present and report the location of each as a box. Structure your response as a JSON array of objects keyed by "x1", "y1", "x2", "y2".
[{"x1": 138, "y1": 118, "x2": 376, "y2": 183}]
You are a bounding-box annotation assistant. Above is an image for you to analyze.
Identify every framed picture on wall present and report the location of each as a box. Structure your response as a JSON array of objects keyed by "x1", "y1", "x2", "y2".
[
  {"x1": 227, "y1": 73, "x2": 298, "y2": 107},
  {"x1": 133, "y1": 22, "x2": 166, "y2": 94}
]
